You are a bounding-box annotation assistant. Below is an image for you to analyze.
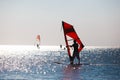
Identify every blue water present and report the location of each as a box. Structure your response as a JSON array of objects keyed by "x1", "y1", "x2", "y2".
[{"x1": 0, "y1": 46, "x2": 120, "y2": 80}]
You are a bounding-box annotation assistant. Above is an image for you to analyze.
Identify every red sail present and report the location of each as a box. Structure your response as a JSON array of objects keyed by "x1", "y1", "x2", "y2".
[{"x1": 62, "y1": 21, "x2": 84, "y2": 56}]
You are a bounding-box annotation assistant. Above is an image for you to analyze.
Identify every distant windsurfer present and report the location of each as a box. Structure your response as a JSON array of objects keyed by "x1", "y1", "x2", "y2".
[
  {"x1": 70, "y1": 40, "x2": 80, "y2": 64},
  {"x1": 60, "y1": 45, "x2": 62, "y2": 49},
  {"x1": 36, "y1": 35, "x2": 40, "y2": 49}
]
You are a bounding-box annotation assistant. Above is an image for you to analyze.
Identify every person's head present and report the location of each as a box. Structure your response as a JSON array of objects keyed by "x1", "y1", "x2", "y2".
[{"x1": 74, "y1": 40, "x2": 76, "y2": 43}]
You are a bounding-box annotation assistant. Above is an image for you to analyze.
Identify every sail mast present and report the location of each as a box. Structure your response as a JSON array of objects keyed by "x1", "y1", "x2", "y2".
[{"x1": 62, "y1": 21, "x2": 71, "y2": 57}]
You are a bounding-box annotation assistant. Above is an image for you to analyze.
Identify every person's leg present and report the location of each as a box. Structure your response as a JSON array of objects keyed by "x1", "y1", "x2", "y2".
[
  {"x1": 71, "y1": 53, "x2": 76, "y2": 64},
  {"x1": 69, "y1": 56, "x2": 73, "y2": 64},
  {"x1": 76, "y1": 54, "x2": 80, "y2": 64}
]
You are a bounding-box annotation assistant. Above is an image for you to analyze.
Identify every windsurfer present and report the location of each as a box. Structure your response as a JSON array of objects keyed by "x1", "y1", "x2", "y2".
[
  {"x1": 62, "y1": 21, "x2": 84, "y2": 65},
  {"x1": 70, "y1": 40, "x2": 80, "y2": 64},
  {"x1": 60, "y1": 45, "x2": 62, "y2": 49},
  {"x1": 36, "y1": 35, "x2": 40, "y2": 49}
]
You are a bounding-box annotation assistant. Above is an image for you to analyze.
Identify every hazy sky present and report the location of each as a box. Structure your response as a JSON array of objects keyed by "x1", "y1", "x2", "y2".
[{"x1": 0, "y1": 0, "x2": 120, "y2": 46}]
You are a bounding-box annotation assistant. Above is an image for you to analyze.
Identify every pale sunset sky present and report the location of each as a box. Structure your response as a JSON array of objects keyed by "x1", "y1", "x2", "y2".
[{"x1": 0, "y1": 0, "x2": 120, "y2": 46}]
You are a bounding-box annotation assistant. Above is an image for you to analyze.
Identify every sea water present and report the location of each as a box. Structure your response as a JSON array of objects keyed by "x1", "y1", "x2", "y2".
[{"x1": 0, "y1": 45, "x2": 120, "y2": 80}]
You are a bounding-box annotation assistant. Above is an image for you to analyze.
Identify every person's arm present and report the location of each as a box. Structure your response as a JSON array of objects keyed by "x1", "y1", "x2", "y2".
[
  {"x1": 66, "y1": 45, "x2": 72, "y2": 48},
  {"x1": 70, "y1": 45, "x2": 72, "y2": 47},
  {"x1": 70, "y1": 44, "x2": 74, "y2": 47}
]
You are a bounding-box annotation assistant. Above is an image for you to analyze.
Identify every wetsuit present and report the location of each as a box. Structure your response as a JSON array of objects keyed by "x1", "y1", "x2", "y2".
[{"x1": 71, "y1": 42, "x2": 80, "y2": 64}]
